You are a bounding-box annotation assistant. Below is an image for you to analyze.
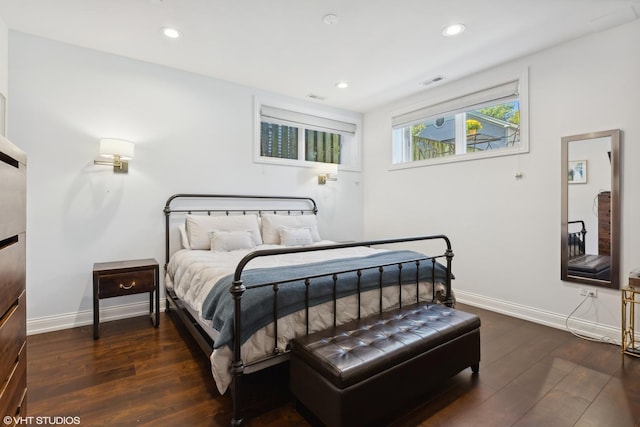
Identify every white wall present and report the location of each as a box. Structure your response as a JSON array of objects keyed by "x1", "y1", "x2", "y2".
[
  {"x1": 0, "y1": 16, "x2": 7, "y2": 131},
  {"x1": 7, "y1": 32, "x2": 364, "y2": 333},
  {"x1": 363, "y1": 20, "x2": 640, "y2": 340}
]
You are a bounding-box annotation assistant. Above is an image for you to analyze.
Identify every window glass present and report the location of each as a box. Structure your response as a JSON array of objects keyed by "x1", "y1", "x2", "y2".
[
  {"x1": 467, "y1": 101, "x2": 520, "y2": 152},
  {"x1": 305, "y1": 129, "x2": 341, "y2": 164},
  {"x1": 391, "y1": 78, "x2": 525, "y2": 166},
  {"x1": 411, "y1": 115, "x2": 456, "y2": 160},
  {"x1": 260, "y1": 122, "x2": 298, "y2": 160}
]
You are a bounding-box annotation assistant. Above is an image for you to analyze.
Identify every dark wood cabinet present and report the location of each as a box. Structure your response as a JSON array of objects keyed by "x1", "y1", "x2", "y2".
[
  {"x1": 0, "y1": 136, "x2": 27, "y2": 420},
  {"x1": 93, "y1": 258, "x2": 160, "y2": 339},
  {"x1": 598, "y1": 191, "x2": 611, "y2": 256}
]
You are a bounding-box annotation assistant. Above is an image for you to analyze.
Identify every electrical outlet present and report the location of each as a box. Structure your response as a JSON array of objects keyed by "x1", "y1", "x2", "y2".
[{"x1": 579, "y1": 288, "x2": 598, "y2": 297}]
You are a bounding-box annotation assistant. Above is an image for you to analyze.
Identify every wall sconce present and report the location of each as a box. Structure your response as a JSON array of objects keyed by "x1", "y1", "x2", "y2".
[
  {"x1": 94, "y1": 138, "x2": 135, "y2": 173},
  {"x1": 317, "y1": 163, "x2": 338, "y2": 185}
]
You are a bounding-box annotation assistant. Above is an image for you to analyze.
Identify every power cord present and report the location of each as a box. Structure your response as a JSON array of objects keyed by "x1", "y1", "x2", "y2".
[{"x1": 565, "y1": 294, "x2": 618, "y2": 345}]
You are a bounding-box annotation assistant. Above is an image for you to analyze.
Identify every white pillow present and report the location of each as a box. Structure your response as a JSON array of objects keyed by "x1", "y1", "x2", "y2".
[
  {"x1": 178, "y1": 223, "x2": 191, "y2": 249},
  {"x1": 185, "y1": 214, "x2": 262, "y2": 250},
  {"x1": 209, "y1": 230, "x2": 255, "y2": 252},
  {"x1": 261, "y1": 214, "x2": 321, "y2": 245},
  {"x1": 279, "y1": 226, "x2": 313, "y2": 246}
]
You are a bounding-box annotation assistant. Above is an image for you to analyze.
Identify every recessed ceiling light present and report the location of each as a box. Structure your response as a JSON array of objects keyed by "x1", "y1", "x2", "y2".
[
  {"x1": 162, "y1": 27, "x2": 181, "y2": 39},
  {"x1": 323, "y1": 14, "x2": 339, "y2": 25},
  {"x1": 336, "y1": 81, "x2": 349, "y2": 89},
  {"x1": 442, "y1": 23, "x2": 465, "y2": 37}
]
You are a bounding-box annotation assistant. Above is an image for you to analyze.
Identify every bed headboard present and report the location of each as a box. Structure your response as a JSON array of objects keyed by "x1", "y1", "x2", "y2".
[{"x1": 163, "y1": 194, "x2": 318, "y2": 268}]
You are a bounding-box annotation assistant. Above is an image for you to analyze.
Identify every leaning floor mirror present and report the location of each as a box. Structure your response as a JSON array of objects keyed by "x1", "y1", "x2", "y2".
[
  {"x1": 561, "y1": 129, "x2": 621, "y2": 289},
  {"x1": 560, "y1": 129, "x2": 621, "y2": 289}
]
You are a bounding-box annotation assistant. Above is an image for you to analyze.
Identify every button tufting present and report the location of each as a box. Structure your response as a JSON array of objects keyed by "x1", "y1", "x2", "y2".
[{"x1": 291, "y1": 301, "x2": 481, "y2": 402}]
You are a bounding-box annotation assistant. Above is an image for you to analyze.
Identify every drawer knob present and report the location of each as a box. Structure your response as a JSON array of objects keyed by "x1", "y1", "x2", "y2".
[{"x1": 119, "y1": 281, "x2": 136, "y2": 290}]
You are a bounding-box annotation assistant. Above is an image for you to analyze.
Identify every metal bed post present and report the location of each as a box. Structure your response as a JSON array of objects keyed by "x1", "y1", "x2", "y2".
[
  {"x1": 445, "y1": 247, "x2": 455, "y2": 307},
  {"x1": 230, "y1": 278, "x2": 245, "y2": 427}
]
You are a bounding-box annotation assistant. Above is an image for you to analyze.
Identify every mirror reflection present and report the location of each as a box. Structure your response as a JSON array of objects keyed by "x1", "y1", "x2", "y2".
[{"x1": 561, "y1": 129, "x2": 620, "y2": 289}]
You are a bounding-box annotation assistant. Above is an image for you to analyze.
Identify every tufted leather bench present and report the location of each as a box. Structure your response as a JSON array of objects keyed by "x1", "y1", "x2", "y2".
[{"x1": 290, "y1": 302, "x2": 480, "y2": 427}]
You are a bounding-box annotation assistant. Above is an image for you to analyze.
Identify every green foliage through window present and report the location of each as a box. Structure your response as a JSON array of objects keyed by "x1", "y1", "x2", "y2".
[
  {"x1": 305, "y1": 130, "x2": 341, "y2": 164},
  {"x1": 261, "y1": 122, "x2": 298, "y2": 160}
]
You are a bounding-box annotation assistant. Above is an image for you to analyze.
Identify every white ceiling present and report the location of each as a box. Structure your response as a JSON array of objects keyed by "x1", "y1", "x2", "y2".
[{"x1": 0, "y1": 0, "x2": 638, "y2": 112}]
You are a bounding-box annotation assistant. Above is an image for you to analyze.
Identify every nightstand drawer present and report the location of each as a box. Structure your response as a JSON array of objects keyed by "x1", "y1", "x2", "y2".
[{"x1": 98, "y1": 269, "x2": 155, "y2": 298}]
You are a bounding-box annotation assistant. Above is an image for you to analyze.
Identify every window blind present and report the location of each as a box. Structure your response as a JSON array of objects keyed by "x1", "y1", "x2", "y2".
[
  {"x1": 392, "y1": 80, "x2": 519, "y2": 128},
  {"x1": 261, "y1": 105, "x2": 357, "y2": 135}
]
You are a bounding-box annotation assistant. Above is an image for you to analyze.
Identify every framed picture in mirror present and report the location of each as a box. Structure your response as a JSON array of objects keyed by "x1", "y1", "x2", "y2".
[{"x1": 568, "y1": 160, "x2": 587, "y2": 184}]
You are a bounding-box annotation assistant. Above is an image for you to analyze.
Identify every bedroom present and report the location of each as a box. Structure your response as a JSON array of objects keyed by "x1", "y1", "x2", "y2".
[{"x1": 0, "y1": 0, "x2": 639, "y2": 425}]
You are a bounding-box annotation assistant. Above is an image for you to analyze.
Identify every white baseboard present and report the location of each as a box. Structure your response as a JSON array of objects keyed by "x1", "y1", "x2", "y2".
[
  {"x1": 456, "y1": 290, "x2": 622, "y2": 346},
  {"x1": 27, "y1": 301, "x2": 157, "y2": 335},
  {"x1": 27, "y1": 291, "x2": 625, "y2": 346}
]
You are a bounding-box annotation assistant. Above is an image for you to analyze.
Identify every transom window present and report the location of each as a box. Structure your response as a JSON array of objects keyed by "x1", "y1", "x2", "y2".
[
  {"x1": 392, "y1": 78, "x2": 527, "y2": 166},
  {"x1": 257, "y1": 103, "x2": 359, "y2": 169}
]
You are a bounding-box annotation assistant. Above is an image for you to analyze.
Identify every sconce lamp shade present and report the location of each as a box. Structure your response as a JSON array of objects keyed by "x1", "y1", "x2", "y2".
[
  {"x1": 99, "y1": 138, "x2": 134, "y2": 160},
  {"x1": 95, "y1": 138, "x2": 135, "y2": 173}
]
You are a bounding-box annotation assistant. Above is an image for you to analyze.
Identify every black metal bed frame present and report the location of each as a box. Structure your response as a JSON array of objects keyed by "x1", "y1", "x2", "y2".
[
  {"x1": 568, "y1": 220, "x2": 587, "y2": 257},
  {"x1": 163, "y1": 194, "x2": 454, "y2": 426}
]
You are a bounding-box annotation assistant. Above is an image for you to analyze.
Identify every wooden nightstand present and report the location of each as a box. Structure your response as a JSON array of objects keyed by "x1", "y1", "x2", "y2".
[{"x1": 93, "y1": 258, "x2": 160, "y2": 339}]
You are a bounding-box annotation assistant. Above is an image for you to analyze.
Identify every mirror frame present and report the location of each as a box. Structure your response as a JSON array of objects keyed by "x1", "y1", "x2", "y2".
[{"x1": 561, "y1": 129, "x2": 620, "y2": 289}]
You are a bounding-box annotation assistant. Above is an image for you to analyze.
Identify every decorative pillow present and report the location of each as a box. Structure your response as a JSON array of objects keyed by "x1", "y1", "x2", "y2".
[
  {"x1": 209, "y1": 230, "x2": 255, "y2": 252},
  {"x1": 261, "y1": 214, "x2": 321, "y2": 245},
  {"x1": 279, "y1": 226, "x2": 313, "y2": 247},
  {"x1": 185, "y1": 214, "x2": 262, "y2": 250},
  {"x1": 178, "y1": 223, "x2": 191, "y2": 249}
]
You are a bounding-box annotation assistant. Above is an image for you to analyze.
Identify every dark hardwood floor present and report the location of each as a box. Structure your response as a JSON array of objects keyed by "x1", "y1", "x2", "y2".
[{"x1": 27, "y1": 304, "x2": 640, "y2": 426}]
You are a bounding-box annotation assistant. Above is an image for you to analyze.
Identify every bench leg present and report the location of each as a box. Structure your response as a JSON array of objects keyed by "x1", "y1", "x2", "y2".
[{"x1": 471, "y1": 363, "x2": 480, "y2": 373}]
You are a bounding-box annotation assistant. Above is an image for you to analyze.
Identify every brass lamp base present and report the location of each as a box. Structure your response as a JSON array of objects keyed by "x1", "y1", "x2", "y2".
[{"x1": 94, "y1": 159, "x2": 129, "y2": 173}]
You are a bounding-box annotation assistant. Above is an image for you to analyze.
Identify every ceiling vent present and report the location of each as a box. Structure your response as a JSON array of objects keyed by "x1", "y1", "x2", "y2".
[{"x1": 421, "y1": 76, "x2": 445, "y2": 86}]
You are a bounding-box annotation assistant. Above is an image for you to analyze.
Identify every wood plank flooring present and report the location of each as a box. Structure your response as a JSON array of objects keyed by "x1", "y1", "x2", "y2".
[{"x1": 26, "y1": 304, "x2": 640, "y2": 426}]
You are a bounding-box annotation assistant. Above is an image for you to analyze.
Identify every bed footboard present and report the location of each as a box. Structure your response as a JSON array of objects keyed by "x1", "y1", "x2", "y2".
[{"x1": 228, "y1": 236, "x2": 453, "y2": 426}]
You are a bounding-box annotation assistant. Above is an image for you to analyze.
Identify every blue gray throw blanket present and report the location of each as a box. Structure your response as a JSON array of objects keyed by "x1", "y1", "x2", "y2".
[{"x1": 202, "y1": 250, "x2": 449, "y2": 350}]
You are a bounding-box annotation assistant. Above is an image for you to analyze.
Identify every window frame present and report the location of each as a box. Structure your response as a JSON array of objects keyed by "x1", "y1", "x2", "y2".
[
  {"x1": 254, "y1": 98, "x2": 362, "y2": 171},
  {"x1": 389, "y1": 71, "x2": 529, "y2": 169}
]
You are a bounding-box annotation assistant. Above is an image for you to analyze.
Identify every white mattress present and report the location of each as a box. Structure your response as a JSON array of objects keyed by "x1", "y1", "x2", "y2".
[{"x1": 166, "y1": 242, "x2": 445, "y2": 394}]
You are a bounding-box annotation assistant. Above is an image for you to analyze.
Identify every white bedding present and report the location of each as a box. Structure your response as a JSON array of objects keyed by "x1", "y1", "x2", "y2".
[{"x1": 166, "y1": 242, "x2": 445, "y2": 394}]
